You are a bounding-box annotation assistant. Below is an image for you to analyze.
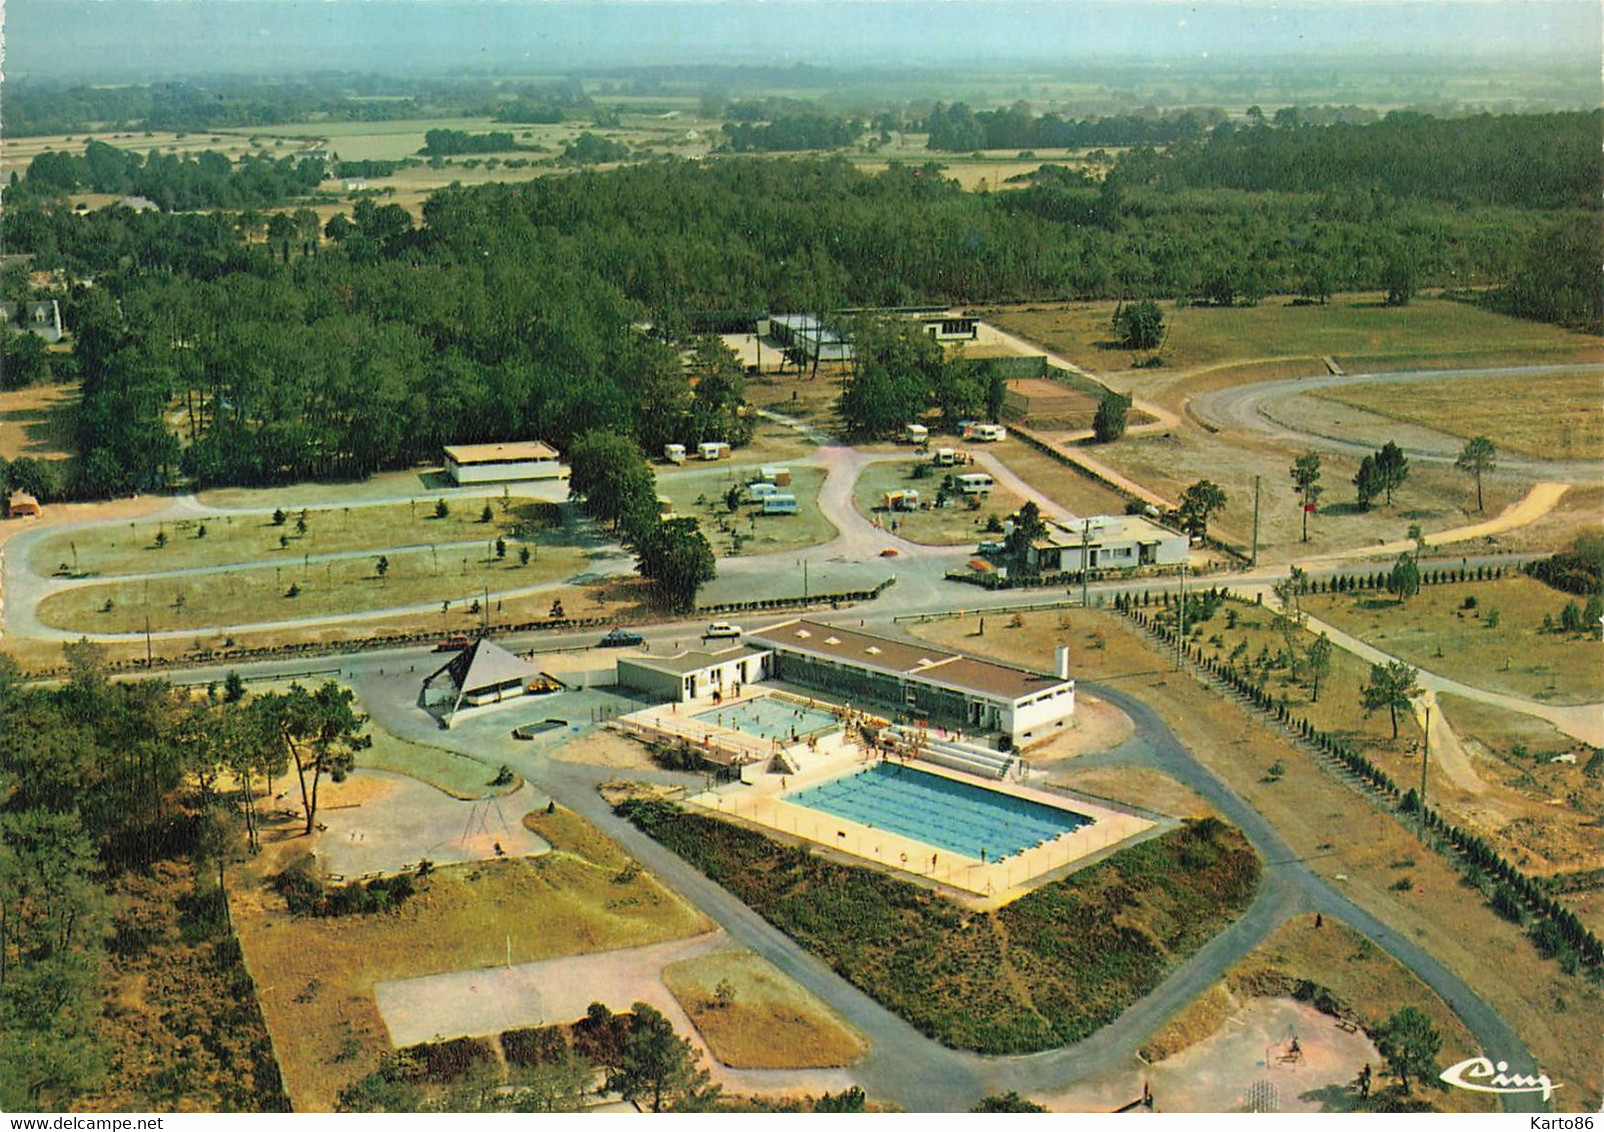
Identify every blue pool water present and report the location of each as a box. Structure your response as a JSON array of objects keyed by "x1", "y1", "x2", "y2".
[
  {"x1": 786, "y1": 763, "x2": 1091, "y2": 860},
  {"x1": 693, "y1": 697, "x2": 840, "y2": 743}
]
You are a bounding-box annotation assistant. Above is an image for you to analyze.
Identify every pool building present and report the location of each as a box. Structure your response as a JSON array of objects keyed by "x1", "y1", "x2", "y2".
[{"x1": 746, "y1": 619, "x2": 1074, "y2": 748}]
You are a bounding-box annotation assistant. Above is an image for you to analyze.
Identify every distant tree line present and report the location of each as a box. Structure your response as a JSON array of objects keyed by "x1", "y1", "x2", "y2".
[
  {"x1": 419, "y1": 129, "x2": 523, "y2": 157},
  {"x1": 925, "y1": 101, "x2": 1232, "y2": 152},
  {"x1": 720, "y1": 116, "x2": 860, "y2": 153}
]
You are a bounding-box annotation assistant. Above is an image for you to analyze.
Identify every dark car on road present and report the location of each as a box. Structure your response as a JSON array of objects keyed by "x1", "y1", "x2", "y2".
[{"x1": 597, "y1": 627, "x2": 644, "y2": 648}]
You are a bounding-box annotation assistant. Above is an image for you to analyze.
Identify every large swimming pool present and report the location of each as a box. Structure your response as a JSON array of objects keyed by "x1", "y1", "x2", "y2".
[
  {"x1": 786, "y1": 762, "x2": 1092, "y2": 861},
  {"x1": 692, "y1": 697, "x2": 840, "y2": 743}
]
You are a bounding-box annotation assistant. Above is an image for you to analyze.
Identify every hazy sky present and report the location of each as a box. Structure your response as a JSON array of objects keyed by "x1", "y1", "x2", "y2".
[{"x1": 4, "y1": 0, "x2": 1599, "y2": 81}]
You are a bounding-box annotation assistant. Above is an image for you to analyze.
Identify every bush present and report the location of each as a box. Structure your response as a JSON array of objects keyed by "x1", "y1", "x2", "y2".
[
  {"x1": 271, "y1": 859, "x2": 419, "y2": 917},
  {"x1": 501, "y1": 1025, "x2": 571, "y2": 1068},
  {"x1": 398, "y1": 1036, "x2": 495, "y2": 1084}
]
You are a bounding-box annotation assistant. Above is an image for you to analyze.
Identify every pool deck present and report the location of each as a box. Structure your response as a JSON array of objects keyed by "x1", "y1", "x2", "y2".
[
  {"x1": 610, "y1": 688, "x2": 865, "y2": 768},
  {"x1": 687, "y1": 747, "x2": 1164, "y2": 909}
]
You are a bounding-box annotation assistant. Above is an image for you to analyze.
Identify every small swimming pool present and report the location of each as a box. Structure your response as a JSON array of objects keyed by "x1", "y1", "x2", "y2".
[
  {"x1": 786, "y1": 762, "x2": 1091, "y2": 860},
  {"x1": 692, "y1": 697, "x2": 840, "y2": 743}
]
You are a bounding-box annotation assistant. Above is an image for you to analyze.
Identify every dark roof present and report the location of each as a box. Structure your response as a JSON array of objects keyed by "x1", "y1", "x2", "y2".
[
  {"x1": 426, "y1": 637, "x2": 539, "y2": 692},
  {"x1": 747, "y1": 618, "x2": 1070, "y2": 703}
]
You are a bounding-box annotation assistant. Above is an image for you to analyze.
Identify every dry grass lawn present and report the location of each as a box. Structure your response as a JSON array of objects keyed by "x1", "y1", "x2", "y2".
[
  {"x1": 362, "y1": 724, "x2": 520, "y2": 800},
  {"x1": 1226, "y1": 918, "x2": 1495, "y2": 1113},
  {"x1": 231, "y1": 803, "x2": 711, "y2": 1111},
  {"x1": 983, "y1": 437, "x2": 1134, "y2": 518},
  {"x1": 906, "y1": 609, "x2": 1604, "y2": 1109},
  {"x1": 983, "y1": 296, "x2": 1604, "y2": 387},
  {"x1": 1313, "y1": 371, "x2": 1604, "y2": 461},
  {"x1": 852, "y1": 458, "x2": 1023, "y2": 546},
  {"x1": 30, "y1": 497, "x2": 561, "y2": 577},
  {"x1": 37, "y1": 543, "x2": 590, "y2": 634},
  {"x1": 0, "y1": 382, "x2": 77, "y2": 461},
  {"x1": 1051, "y1": 765, "x2": 1218, "y2": 821},
  {"x1": 658, "y1": 464, "x2": 836, "y2": 557},
  {"x1": 1303, "y1": 577, "x2": 1604, "y2": 705},
  {"x1": 662, "y1": 950, "x2": 867, "y2": 1069}
]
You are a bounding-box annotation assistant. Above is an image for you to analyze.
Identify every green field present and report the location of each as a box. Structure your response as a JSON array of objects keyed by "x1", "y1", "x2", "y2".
[
  {"x1": 362, "y1": 724, "x2": 522, "y2": 800},
  {"x1": 1312, "y1": 370, "x2": 1604, "y2": 460},
  {"x1": 31, "y1": 497, "x2": 561, "y2": 578},
  {"x1": 37, "y1": 542, "x2": 589, "y2": 634},
  {"x1": 656, "y1": 463, "x2": 836, "y2": 557},
  {"x1": 986, "y1": 295, "x2": 1604, "y2": 380},
  {"x1": 852, "y1": 458, "x2": 1023, "y2": 546},
  {"x1": 1303, "y1": 576, "x2": 1604, "y2": 705}
]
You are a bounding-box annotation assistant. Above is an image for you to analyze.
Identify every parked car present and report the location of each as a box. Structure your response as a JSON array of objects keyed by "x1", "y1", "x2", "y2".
[
  {"x1": 433, "y1": 634, "x2": 472, "y2": 652},
  {"x1": 702, "y1": 622, "x2": 743, "y2": 640},
  {"x1": 598, "y1": 627, "x2": 644, "y2": 648}
]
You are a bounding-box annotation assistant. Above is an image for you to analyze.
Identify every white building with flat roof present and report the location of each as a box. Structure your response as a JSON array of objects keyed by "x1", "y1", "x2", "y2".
[
  {"x1": 746, "y1": 618, "x2": 1074, "y2": 748},
  {"x1": 443, "y1": 441, "x2": 565, "y2": 485}
]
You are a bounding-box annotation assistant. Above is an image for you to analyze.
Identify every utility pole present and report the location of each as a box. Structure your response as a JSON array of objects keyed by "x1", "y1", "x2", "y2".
[
  {"x1": 145, "y1": 613, "x2": 153, "y2": 668},
  {"x1": 1250, "y1": 474, "x2": 1261, "y2": 568},
  {"x1": 1175, "y1": 557, "x2": 1186, "y2": 670},
  {"x1": 1080, "y1": 518, "x2": 1091, "y2": 608}
]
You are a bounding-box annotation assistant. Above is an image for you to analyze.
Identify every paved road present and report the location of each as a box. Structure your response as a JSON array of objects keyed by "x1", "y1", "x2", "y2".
[{"x1": 1191, "y1": 364, "x2": 1604, "y2": 481}]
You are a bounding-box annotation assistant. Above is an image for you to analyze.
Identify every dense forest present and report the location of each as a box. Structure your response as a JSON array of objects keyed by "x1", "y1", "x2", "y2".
[
  {"x1": 0, "y1": 650, "x2": 291, "y2": 1110},
  {"x1": 1, "y1": 109, "x2": 1597, "y2": 497},
  {"x1": 720, "y1": 115, "x2": 860, "y2": 153}
]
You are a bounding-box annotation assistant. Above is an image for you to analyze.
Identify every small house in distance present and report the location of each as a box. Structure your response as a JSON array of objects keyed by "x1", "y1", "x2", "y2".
[
  {"x1": 1025, "y1": 514, "x2": 1188, "y2": 574},
  {"x1": 6, "y1": 491, "x2": 42, "y2": 519},
  {"x1": 0, "y1": 300, "x2": 64, "y2": 344},
  {"x1": 443, "y1": 441, "x2": 565, "y2": 486},
  {"x1": 420, "y1": 637, "x2": 546, "y2": 727}
]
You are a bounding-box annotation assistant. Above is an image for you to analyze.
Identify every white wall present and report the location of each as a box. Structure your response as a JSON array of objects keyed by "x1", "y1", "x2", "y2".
[
  {"x1": 446, "y1": 458, "x2": 565, "y2": 485},
  {"x1": 1003, "y1": 682, "x2": 1076, "y2": 745}
]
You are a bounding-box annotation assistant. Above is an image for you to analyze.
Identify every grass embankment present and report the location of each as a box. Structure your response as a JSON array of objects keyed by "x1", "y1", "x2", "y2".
[
  {"x1": 1313, "y1": 371, "x2": 1603, "y2": 461},
  {"x1": 662, "y1": 951, "x2": 868, "y2": 1069},
  {"x1": 852, "y1": 459, "x2": 1023, "y2": 546},
  {"x1": 38, "y1": 543, "x2": 589, "y2": 634},
  {"x1": 31, "y1": 498, "x2": 561, "y2": 578},
  {"x1": 1302, "y1": 576, "x2": 1604, "y2": 705},
  {"x1": 617, "y1": 798, "x2": 1259, "y2": 1055},
  {"x1": 232, "y1": 804, "x2": 711, "y2": 1111},
  {"x1": 362, "y1": 725, "x2": 521, "y2": 800},
  {"x1": 985, "y1": 295, "x2": 1603, "y2": 382},
  {"x1": 657, "y1": 464, "x2": 836, "y2": 557}
]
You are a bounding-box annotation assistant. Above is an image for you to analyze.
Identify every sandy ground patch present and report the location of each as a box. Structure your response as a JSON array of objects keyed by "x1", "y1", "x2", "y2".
[
  {"x1": 314, "y1": 771, "x2": 550, "y2": 878},
  {"x1": 552, "y1": 728, "x2": 660, "y2": 770},
  {"x1": 1051, "y1": 766, "x2": 1219, "y2": 820},
  {"x1": 1021, "y1": 692, "x2": 1135, "y2": 763},
  {"x1": 1039, "y1": 998, "x2": 1377, "y2": 1113}
]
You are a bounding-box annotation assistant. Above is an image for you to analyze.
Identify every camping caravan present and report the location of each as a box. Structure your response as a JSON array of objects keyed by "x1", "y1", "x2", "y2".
[
  {"x1": 663, "y1": 443, "x2": 687, "y2": 464},
  {"x1": 904, "y1": 423, "x2": 929, "y2": 444},
  {"x1": 955, "y1": 472, "x2": 995, "y2": 494},
  {"x1": 758, "y1": 465, "x2": 792, "y2": 486},
  {"x1": 748, "y1": 482, "x2": 779, "y2": 500},
  {"x1": 882, "y1": 489, "x2": 920, "y2": 511},
  {"x1": 698, "y1": 441, "x2": 731, "y2": 461},
  {"x1": 972, "y1": 423, "x2": 1007, "y2": 442},
  {"x1": 933, "y1": 447, "x2": 958, "y2": 467},
  {"x1": 762, "y1": 493, "x2": 799, "y2": 515}
]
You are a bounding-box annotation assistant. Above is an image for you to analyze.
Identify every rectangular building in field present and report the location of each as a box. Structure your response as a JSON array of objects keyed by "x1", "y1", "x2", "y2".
[
  {"x1": 1026, "y1": 514, "x2": 1188, "y2": 575},
  {"x1": 769, "y1": 314, "x2": 854, "y2": 364},
  {"x1": 746, "y1": 619, "x2": 1074, "y2": 747},
  {"x1": 443, "y1": 441, "x2": 565, "y2": 485},
  {"x1": 616, "y1": 644, "x2": 773, "y2": 703}
]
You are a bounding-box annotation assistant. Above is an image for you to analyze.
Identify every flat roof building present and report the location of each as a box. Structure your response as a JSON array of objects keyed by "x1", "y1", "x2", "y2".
[
  {"x1": 746, "y1": 618, "x2": 1074, "y2": 747},
  {"x1": 443, "y1": 441, "x2": 565, "y2": 486},
  {"x1": 616, "y1": 644, "x2": 773, "y2": 703}
]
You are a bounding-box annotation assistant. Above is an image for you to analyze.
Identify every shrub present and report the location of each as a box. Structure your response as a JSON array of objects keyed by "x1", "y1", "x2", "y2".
[
  {"x1": 398, "y1": 1036, "x2": 495, "y2": 1084},
  {"x1": 501, "y1": 1025, "x2": 571, "y2": 1068}
]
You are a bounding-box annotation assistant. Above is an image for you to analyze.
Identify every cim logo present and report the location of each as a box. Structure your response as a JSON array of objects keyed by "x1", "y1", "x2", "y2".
[{"x1": 1440, "y1": 1056, "x2": 1560, "y2": 1102}]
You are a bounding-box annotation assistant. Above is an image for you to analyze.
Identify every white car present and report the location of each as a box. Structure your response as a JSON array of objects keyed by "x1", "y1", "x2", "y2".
[{"x1": 702, "y1": 622, "x2": 743, "y2": 640}]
